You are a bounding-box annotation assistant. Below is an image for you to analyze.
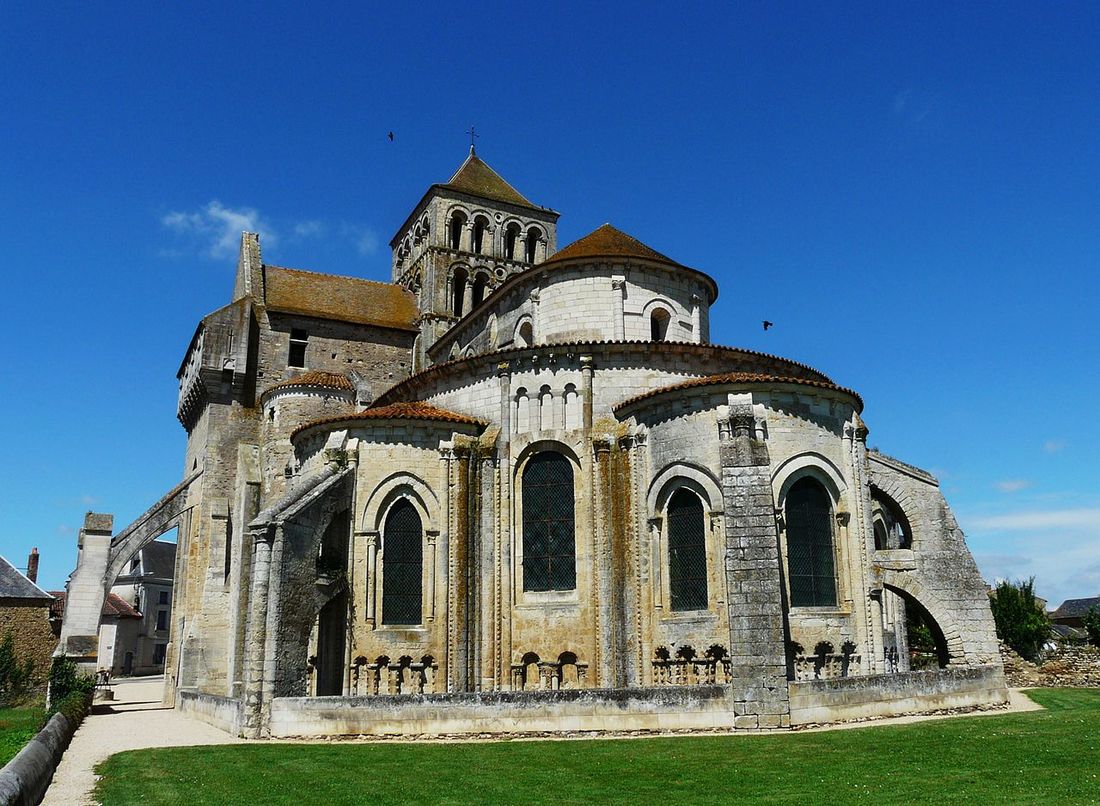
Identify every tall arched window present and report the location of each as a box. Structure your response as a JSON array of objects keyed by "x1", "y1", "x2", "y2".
[
  {"x1": 382, "y1": 500, "x2": 423, "y2": 625},
  {"x1": 473, "y1": 216, "x2": 489, "y2": 254},
  {"x1": 667, "y1": 489, "x2": 708, "y2": 611},
  {"x1": 471, "y1": 273, "x2": 489, "y2": 308},
  {"x1": 785, "y1": 477, "x2": 837, "y2": 607},
  {"x1": 449, "y1": 212, "x2": 466, "y2": 250},
  {"x1": 522, "y1": 453, "x2": 576, "y2": 592},
  {"x1": 525, "y1": 226, "x2": 541, "y2": 263},
  {"x1": 505, "y1": 223, "x2": 521, "y2": 259},
  {"x1": 650, "y1": 308, "x2": 671, "y2": 341},
  {"x1": 451, "y1": 268, "x2": 468, "y2": 316}
]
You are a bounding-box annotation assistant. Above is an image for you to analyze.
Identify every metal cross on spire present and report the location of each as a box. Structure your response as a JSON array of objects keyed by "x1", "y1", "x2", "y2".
[{"x1": 467, "y1": 125, "x2": 479, "y2": 155}]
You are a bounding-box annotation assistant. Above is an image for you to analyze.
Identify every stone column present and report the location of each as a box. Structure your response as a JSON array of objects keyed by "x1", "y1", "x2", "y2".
[
  {"x1": 242, "y1": 524, "x2": 273, "y2": 738},
  {"x1": 426, "y1": 529, "x2": 439, "y2": 623},
  {"x1": 497, "y1": 363, "x2": 514, "y2": 688},
  {"x1": 580, "y1": 355, "x2": 594, "y2": 431},
  {"x1": 460, "y1": 221, "x2": 473, "y2": 253},
  {"x1": 611, "y1": 278, "x2": 626, "y2": 340},
  {"x1": 362, "y1": 531, "x2": 379, "y2": 628},
  {"x1": 691, "y1": 294, "x2": 702, "y2": 343},
  {"x1": 720, "y1": 401, "x2": 791, "y2": 729}
]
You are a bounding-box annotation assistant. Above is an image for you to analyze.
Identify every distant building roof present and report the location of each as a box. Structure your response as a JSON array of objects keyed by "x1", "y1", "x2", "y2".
[
  {"x1": 0, "y1": 556, "x2": 53, "y2": 601},
  {"x1": 264, "y1": 266, "x2": 419, "y2": 332},
  {"x1": 49, "y1": 591, "x2": 142, "y2": 620},
  {"x1": 441, "y1": 150, "x2": 538, "y2": 209},
  {"x1": 1052, "y1": 596, "x2": 1100, "y2": 620},
  {"x1": 140, "y1": 541, "x2": 177, "y2": 580}
]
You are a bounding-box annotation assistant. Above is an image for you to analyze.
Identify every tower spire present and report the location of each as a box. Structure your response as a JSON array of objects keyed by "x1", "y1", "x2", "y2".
[{"x1": 467, "y1": 125, "x2": 479, "y2": 155}]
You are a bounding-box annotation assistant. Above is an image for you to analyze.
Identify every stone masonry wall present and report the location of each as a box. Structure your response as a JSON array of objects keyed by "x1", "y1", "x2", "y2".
[{"x1": 0, "y1": 602, "x2": 57, "y2": 688}]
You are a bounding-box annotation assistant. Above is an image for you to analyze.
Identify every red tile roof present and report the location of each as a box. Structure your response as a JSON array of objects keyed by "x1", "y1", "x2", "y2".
[
  {"x1": 292, "y1": 401, "x2": 485, "y2": 440},
  {"x1": 544, "y1": 223, "x2": 683, "y2": 268},
  {"x1": 50, "y1": 591, "x2": 142, "y2": 619},
  {"x1": 442, "y1": 151, "x2": 536, "y2": 209},
  {"x1": 614, "y1": 372, "x2": 863, "y2": 413},
  {"x1": 264, "y1": 266, "x2": 419, "y2": 331},
  {"x1": 262, "y1": 371, "x2": 356, "y2": 397}
]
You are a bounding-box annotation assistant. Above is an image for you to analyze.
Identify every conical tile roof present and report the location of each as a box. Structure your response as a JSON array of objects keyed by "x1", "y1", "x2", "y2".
[
  {"x1": 543, "y1": 223, "x2": 684, "y2": 268},
  {"x1": 441, "y1": 149, "x2": 536, "y2": 208}
]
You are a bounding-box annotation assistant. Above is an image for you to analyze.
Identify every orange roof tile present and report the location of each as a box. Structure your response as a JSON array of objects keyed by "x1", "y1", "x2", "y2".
[
  {"x1": 543, "y1": 224, "x2": 683, "y2": 268},
  {"x1": 614, "y1": 372, "x2": 863, "y2": 413},
  {"x1": 442, "y1": 150, "x2": 536, "y2": 209},
  {"x1": 262, "y1": 371, "x2": 356, "y2": 397},
  {"x1": 292, "y1": 401, "x2": 485, "y2": 440},
  {"x1": 264, "y1": 266, "x2": 418, "y2": 331}
]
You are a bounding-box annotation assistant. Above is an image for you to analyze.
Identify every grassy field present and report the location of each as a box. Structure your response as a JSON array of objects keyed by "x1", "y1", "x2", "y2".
[
  {"x1": 0, "y1": 705, "x2": 42, "y2": 766},
  {"x1": 94, "y1": 688, "x2": 1100, "y2": 805}
]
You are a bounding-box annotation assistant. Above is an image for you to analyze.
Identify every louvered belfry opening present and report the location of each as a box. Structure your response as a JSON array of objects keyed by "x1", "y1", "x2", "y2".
[
  {"x1": 667, "y1": 489, "x2": 708, "y2": 611},
  {"x1": 785, "y1": 477, "x2": 838, "y2": 607},
  {"x1": 522, "y1": 453, "x2": 576, "y2": 592},
  {"x1": 382, "y1": 500, "x2": 423, "y2": 625}
]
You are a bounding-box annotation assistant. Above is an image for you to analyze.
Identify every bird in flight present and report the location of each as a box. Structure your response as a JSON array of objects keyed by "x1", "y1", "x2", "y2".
[
  {"x1": 388, "y1": 132, "x2": 394, "y2": 141},
  {"x1": 763, "y1": 320, "x2": 774, "y2": 331}
]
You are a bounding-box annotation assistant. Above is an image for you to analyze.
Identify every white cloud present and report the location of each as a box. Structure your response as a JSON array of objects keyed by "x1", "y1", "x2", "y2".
[
  {"x1": 162, "y1": 201, "x2": 275, "y2": 259},
  {"x1": 355, "y1": 229, "x2": 379, "y2": 256},
  {"x1": 1043, "y1": 439, "x2": 1066, "y2": 454},
  {"x1": 969, "y1": 508, "x2": 1100, "y2": 531},
  {"x1": 892, "y1": 88, "x2": 935, "y2": 125},
  {"x1": 994, "y1": 479, "x2": 1032, "y2": 493},
  {"x1": 293, "y1": 220, "x2": 326, "y2": 238}
]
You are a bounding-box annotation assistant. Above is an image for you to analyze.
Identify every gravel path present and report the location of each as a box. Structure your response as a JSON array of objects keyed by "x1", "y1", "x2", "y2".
[{"x1": 42, "y1": 676, "x2": 243, "y2": 806}]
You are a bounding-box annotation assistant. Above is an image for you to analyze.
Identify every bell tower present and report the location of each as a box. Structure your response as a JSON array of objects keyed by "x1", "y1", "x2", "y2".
[{"x1": 389, "y1": 147, "x2": 559, "y2": 369}]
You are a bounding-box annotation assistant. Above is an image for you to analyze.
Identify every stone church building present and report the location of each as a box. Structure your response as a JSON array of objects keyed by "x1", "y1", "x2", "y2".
[{"x1": 59, "y1": 148, "x2": 1006, "y2": 737}]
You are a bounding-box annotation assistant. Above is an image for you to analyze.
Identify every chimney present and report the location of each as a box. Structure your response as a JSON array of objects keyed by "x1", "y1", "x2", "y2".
[{"x1": 27, "y1": 548, "x2": 39, "y2": 584}]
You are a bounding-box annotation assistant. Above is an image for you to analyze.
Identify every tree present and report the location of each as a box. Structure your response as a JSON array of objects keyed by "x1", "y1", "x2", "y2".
[
  {"x1": 1084, "y1": 606, "x2": 1100, "y2": 648},
  {"x1": 990, "y1": 578, "x2": 1050, "y2": 662}
]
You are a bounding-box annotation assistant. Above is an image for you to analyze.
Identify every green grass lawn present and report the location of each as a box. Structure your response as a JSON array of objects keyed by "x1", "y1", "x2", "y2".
[
  {"x1": 93, "y1": 689, "x2": 1100, "y2": 805},
  {"x1": 0, "y1": 705, "x2": 43, "y2": 767}
]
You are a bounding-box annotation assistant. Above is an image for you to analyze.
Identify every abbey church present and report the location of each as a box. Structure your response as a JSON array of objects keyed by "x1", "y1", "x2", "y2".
[{"x1": 60, "y1": 148, "x2": 1006, "y2": 737}]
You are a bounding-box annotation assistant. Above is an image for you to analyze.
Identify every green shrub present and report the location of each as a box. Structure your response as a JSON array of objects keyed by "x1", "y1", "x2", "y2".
[
  {"x1": 1085, "y1": 606, "x2": 1100, "y2": 648},
  {"x1": 990, "y1": 578, "x2": 1050, "y2": 662},
  {"x1": 0, "y1": 631, "x2": 37, "y2": 708},
  {"x1": 46, "y1": 656, "x2": 94, "y2": 726}
]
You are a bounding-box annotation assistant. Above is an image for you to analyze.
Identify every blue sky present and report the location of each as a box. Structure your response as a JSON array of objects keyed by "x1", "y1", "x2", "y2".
[{"x1": 1, "y1": 3, "x2": 1097, "y2": 605}]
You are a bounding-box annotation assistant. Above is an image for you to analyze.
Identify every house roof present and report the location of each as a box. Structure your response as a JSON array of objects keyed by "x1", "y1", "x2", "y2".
[
  {"x1": 292, "y1": 401, "x2": 485, "y2": 441},
  {"x1": 262, "y1": 371, "x2": 356, "y2": 398},
  {"x1": 0, "y1": 556, "x2": 52, "y2": 601},
  {"x1": 441, "y1": 150, "x2": 537, "y2": 209},
  {"x1": 1052, "y1": 596, "x2": 1100, "y2": 620},
  {"x1": 50, "y1": 591, "x2": 142, "y2": 619},
  {"x1": 140, "y1": 541, "x2": 177, "y2": 580},
  {"x1": 263, "y1": 266, "x2": 419, "y2": 332}
]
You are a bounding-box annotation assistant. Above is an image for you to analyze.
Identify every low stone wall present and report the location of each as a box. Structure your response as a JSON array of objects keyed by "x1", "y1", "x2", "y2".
[
  {"x1": 789, "y1": 665, "x2": 1008, "y2": 726},
  {"x1": 0, "y1": 713, "x2": 75, "y2": 806},
  {"x1": 269, "y1": 685, "x2": 738, "y2": 738},
  {"x1": 176, "y1": 689, "x2": 243, "y2": 735},
  {"x1": 1037, "y1": 646, "x2": 1100, "y2": 687}
]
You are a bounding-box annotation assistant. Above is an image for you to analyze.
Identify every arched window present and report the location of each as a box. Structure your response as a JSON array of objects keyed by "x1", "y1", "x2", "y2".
[
  {"x1": 382, "y1": 500, "x2": 422, "y2": 625},
  {"x1": 473, "y1": 216, "x2": 489, "y2": 254},
  {"x1": 873, "y1": 520, "x2": 888, "y2": 551},
  {"x1": 471, "y1": 273, "x2": 489, "y2": 308},
  {"x1": 522, "y1": 453, "x2": 576, "y2": 592},
  {"x1": 650, "y1": 308, "x2": 671, "y2": 342},
  {"x1": 525, "y1": 226, "x2": 541, "y2": 263},
  {"x1": 785, "y1": 477, "x2": 837, "y2": 607},
  {"x1": 449, "y1": 212, "x2": 466, "y2": 250},
  {"x1": 516, "y1": 320, "x2": 533, "y2": 348},
  {"x1": 451, "y1": 268, "x2": 468, "y2": 317},
  {"x1": 504, "y1": 223, "x2": 521, "y2": 259},
  {"x1": 667, "y1": 489, "x2": 708, "y2": 611}
]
